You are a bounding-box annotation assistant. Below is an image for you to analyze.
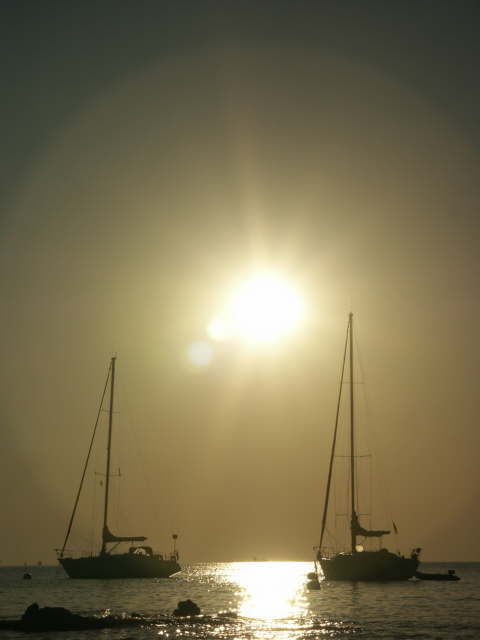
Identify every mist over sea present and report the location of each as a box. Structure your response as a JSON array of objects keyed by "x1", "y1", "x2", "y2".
[{"x1": 0, "y1": 562, "x2": 479, "y2": 639}]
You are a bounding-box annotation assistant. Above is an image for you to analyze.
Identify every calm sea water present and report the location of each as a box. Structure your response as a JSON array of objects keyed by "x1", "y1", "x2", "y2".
[{"x1": 0, "y1": 562, "x2": 479, "y2": 639}]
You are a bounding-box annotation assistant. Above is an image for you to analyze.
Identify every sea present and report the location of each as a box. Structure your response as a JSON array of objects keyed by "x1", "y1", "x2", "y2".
[{"x1": 0, "y1": 562, "x2": 479, "y2": 639}]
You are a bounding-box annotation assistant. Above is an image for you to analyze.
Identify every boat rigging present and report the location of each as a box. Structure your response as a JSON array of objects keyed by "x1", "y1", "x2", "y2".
[
  {"x1": 315, "y1": 314, "x2": 419, "y2": 581},
  {"x1": 58, "y1": 357, "x2": 181, "y2": 579}
]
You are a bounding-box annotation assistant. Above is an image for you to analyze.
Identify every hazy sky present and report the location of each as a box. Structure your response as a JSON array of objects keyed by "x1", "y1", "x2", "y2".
[{"x1": 1, "y1": 1, "x2": 479, "y2": 565}]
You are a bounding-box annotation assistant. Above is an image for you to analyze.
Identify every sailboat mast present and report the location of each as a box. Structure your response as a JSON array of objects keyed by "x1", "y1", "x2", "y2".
[
  {"x1": 349, "y1": 313, "x2": 356, "y2": 554},
  {"x1": 101, "y1": 356, "x2": 116, "y2": 554},
  {"x1": 318, "y1": 320, "x2": 350, "y2": 553}
]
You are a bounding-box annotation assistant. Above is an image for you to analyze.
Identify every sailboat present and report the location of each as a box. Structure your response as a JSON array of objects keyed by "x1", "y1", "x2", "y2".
[
  {"x1": 316, "y1": 314, "x2": 420, "y2": 581},
  {"x1": 58, "y1": 357, "x2": 181, "y2": 579}
]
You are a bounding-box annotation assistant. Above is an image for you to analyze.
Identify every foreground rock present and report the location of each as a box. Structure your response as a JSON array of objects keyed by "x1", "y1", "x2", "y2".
[
  {"x1": 0, "y1": 603, "x2": 145, "y2": 632},
  {"x1": 173, "y1": 599, "x2": 201, "y2": 617},
  {"x1": 0, "y1": 601, "x2": 230, "y2": 632}
]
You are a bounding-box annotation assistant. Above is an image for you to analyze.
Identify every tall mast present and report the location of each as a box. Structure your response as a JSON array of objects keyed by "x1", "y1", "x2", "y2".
[
  {"x1": 318, "y1": 320, "x2": 350, "y2": 553},
  {"x1": 101, "y1": 356, "x2": 116, "y2": 554},
  {"x1": 349, "y1": 313, "x2": 356, "y2": 554}
]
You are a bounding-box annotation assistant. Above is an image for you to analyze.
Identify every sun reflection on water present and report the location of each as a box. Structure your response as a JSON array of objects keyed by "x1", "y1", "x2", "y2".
[{"x1": 222, "y1": 562, "x2": 308, "y2": 620}]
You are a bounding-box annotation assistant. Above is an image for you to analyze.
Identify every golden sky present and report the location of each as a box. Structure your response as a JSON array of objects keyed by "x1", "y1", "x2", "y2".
[{"x1": 1, "y1": 1, "x2": 479, "y2": 564}]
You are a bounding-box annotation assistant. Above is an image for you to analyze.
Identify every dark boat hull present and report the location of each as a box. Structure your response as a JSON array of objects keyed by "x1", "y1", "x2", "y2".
[
  {"x1": 59, "y1": 554, "x2": 181, "y2": 579},
  {"x1": 415, "y1": 570, "x2": 459, "y2": 581},
  {"x1": 320, "y1": 550, "x2": 418, "y2": 581}
]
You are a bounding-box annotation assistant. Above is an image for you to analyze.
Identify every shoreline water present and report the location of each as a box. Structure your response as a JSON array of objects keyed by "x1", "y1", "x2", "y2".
[{"x1": 1, "y1": 562, "x2": 479, "y2": 639}]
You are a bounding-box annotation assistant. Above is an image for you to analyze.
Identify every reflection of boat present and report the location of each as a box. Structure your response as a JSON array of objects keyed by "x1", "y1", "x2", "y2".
[
  {"x1": 58, "y1": 357, "x2": 181, "y2": 579},
  {"x1": 415, "y1": 570, "x2": 460, "y2": 581},
  {"x1": 316, "y1": 314, "x2": 419, "y2": 581}
]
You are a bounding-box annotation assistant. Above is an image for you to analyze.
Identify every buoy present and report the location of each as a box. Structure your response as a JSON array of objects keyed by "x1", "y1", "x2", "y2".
[{"x1": 307, "y1": 578, "x2": 320, "y2": 590}]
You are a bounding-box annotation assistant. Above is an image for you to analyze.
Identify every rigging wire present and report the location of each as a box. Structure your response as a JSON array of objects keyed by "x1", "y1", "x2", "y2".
[
  {"x1": 318, "y1": 320, "x2": 349, "y2": 551},
  {"x1": 59, "y1": 362, "x2": 111, "y2": 558},
  {"x1": 90, "y1": 470, "x2": 97, "y2": 555},
  {"x1": 114, "y1": 372, "x2": 159, "y2": 544},
  {"x1": 356, "y1": 332, "x2": 396, "y2": 542},
  {"x1": 115, "y1": 467, "x2": 121, "y2": 533}
]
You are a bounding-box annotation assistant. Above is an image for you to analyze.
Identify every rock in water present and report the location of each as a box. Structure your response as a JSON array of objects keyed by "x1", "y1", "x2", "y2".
[
  {"x1": 0, "y1": 603, "x2": 146, "y2": 632},
  {"x1": 173, "y1": 600, "x2": 201, "y2": 617},
  {"x1": 21, "y1": 603, "x2": 91, "y2": 631}
]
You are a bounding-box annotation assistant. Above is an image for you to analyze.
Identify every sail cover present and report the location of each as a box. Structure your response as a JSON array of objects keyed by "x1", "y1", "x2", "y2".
[
  {"x1": 351, "y1": 512, "x2": 390, "y2": 538},
  {"x1": 103, "y1": 525, "x2": 147, "y2": 543}
]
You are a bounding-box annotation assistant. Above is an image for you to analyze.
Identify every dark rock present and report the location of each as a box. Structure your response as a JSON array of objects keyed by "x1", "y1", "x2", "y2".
[
  {"x1": 15, "y1": 602, "x2": 143, "y2": 632},
  {"x1": 173, "y1": 599, "x2": 201, "y2": 617},
  {"x1": 0, "y1": 603, "x2": 153, "y2": 632},
  {"x1": 21, "y1": 602, "x2": 97, "y2": 631}
]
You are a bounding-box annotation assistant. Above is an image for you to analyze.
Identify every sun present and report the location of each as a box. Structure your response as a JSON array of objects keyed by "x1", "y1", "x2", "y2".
[{"x1": 208, "y1": 272, "x2": 304, "y2": 344}]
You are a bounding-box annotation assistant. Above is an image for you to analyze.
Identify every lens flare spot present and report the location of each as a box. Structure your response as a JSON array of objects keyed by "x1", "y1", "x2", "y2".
[{"x1": 187, "y1": 340, "x2": 213, "y2": 366}]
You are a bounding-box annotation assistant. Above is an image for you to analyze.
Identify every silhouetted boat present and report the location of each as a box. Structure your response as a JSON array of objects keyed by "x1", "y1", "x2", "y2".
[
  {"x1": 315, "y1": 314, "x2": 419, "y2": 581},
  {"x1": 415, "y1": 569, "x2": 460, "y2": 581},
  {"x1": 58, "y1": 357, "x2": 181, "y2": 579}
]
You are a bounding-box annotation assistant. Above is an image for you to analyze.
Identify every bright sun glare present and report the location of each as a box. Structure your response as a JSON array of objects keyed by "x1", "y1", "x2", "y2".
[
  {"x1": 226, "y1": 561, "x2": 306, "y2": 620},
  {"x1": 208, "y1": 272, "x2": 304, "y2": 344}
]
